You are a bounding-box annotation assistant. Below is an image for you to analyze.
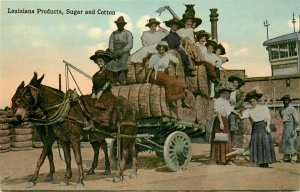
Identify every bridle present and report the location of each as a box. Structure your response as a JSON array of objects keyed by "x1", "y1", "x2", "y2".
[{"x1": 20, "y1": 84, "x2": 40, "y2": 109}]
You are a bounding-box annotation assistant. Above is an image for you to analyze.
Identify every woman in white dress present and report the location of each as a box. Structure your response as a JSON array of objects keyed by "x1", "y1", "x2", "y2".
[
  {"x1": 129, "y1": 18, "x2": 168, "y2": 64},
  {"x1": 241, "y1": 90, "x2": 276, "y2": 168}
]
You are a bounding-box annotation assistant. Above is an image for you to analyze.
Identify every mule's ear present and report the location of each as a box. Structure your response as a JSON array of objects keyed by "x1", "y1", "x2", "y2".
[
  {"x1": 18, "y1": 81, "x2": 25, "y2": 89},
  {"x1": 37, "y1": 74, "x2": 45, "y2": 85},
  {"x1": 30, "y1": 72, "x2": 38, "y2": 85}
]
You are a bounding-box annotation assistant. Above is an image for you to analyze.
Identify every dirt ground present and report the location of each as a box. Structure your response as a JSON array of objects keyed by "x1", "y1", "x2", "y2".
[{"x1": 0, "y1": 143, "x2": 299, "y2": 191}]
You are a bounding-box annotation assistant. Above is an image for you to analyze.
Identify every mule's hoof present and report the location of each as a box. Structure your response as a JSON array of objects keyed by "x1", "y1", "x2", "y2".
[
  {"x1": 104, "y1": 169, "x2": 111, "y2": 175},
  {"x1": 44, "y1": 175, "x2": 54, "y2": 182},
  {"x1": 59, "y1": 181, "x2": 68, "y2": 186},
  {"x1": 129, "y1": 172, "x2": 137, "y2": 179},
  {"x1": 75, "y1": 182, "x2": 84, "y2": 189},
  {"x1": 113, "y1": 176, "x2": 122, "y2": 183},
  {"x1": 86, "y1": 169, "x2": 95, "y2": 175},
  {"x1": 26, "y1": 181, "x2": 35, "y2": 188}
]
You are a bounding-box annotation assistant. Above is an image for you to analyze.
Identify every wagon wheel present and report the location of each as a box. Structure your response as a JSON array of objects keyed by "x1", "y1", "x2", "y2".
[
  {"x1": 109, "y1": 139, "x2": 133, "y2": 168},
  {"x1": 163, "y1": 131, "x2": 192, "y2": 171}
]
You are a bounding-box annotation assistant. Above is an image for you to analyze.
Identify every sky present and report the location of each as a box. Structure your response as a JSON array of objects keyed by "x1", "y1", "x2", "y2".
[{"x1": 1, "y1": 0, "x2": 300, "y2": 108}]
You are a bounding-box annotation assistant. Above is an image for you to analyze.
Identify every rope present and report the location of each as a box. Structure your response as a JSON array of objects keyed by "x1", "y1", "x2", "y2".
[{"x1": 67, "y1": 67, "x2": 83, "y2": 96}]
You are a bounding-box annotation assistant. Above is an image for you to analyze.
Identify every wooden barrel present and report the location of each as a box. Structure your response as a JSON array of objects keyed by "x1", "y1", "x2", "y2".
[
  {"x1": 138, "y1": 83, "x2": 151, "y2": 118},
  {"x1": 149, "y1": 84, "x2": 162, "y2": 117},
  {"x1": 126, "y1": 63, "x2": 136, "y2": 84}
]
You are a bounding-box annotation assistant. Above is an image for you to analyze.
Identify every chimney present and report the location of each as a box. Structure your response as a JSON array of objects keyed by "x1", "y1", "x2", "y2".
[{"x1": 210, "y1": 8, "x2": 219, "y2": 42}]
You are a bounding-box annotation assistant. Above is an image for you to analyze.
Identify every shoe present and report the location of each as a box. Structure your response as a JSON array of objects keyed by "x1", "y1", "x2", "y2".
[
  {"x1": 182, "y1": 100, "x2": 191, "y2": 108},
  {"x1": 169, "y1": 101, "x2": 177, "y2": 108},
  {"x1": 188, "y1": 66, "x2": 197, "y2": 71},
  {"x1": 226, "y1": 160, "x2": 235, "y2": 165}
]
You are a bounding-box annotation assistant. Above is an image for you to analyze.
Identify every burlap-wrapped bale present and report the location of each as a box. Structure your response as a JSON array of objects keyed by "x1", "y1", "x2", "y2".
[
  {"x1": 126, "y1": 63, "x2": 137, "y2": 84},
  {"x1": 138, "y1": 83, "x2": 152, "y2": 118},
  {"x1": 160, "y1": 87, "x2": 170, "y2": 117},
  {"x1": 128, "y1": 84, "x2": 142, "y2": 117},
  {"x1": 177, "y1": 99, "x2": 196, "y2": 122},
  {"x1": 149, "y1": 84, "x2": 162, "y2": 117},
  {"x1": 185, "y1": 65, "x2": 209, "y2": 96},
  {"x1": 110, "y1": 86, "x2": 121, "y2": 97},
  {"x1": 195, "y1": 96, "x2": 209, "y2": 124},
  {"x1": 11, "y1": 134, "x2": 33, "y2": 142},
  {"x1": 0, "y1": 123, "x2": 10, "y2": 152},
  {"x1": 118, "y1": 85, "x2": 130, "y2": 100},
  {"x1": 166, "y1": 50, "x2": 186, "y2": 88},
  {"x1": 0, "y1": 129, "x2": 10, "y2": 137},
  {"x1": 135, "y1": 62, "x2": 147, "y2": 84},
  {"x1": 11, "y1": 128, "x2": 33, "y2": 135}
]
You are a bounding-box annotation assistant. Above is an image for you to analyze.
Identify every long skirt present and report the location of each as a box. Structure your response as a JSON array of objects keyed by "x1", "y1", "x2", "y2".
[
  {"x1": 210, "y1": 117, "x2": 232, "y2": 161},
  {"x1": 279, "y1": 121, "x2": 299, "y2": 154},
  {"x1": 149, "y1": 71, "x2": 184, "y2": 102},
  {"x1": 250, "y1": 121, "x2": 276, "y2": 164}
]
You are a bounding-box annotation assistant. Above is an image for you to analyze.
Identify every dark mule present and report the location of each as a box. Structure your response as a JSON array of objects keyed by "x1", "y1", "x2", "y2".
[
  {"x1": 11, "y1": 78, "x2": 111, "y2": 188},
  {"x1": 13, "y1": 73, "x2": 138, "y2": 187}
]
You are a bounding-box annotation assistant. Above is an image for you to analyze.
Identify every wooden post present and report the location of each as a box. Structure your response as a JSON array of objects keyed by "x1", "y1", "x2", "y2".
[{"x1": 59, "y1": 74, "x2": 61, "y2": 91}]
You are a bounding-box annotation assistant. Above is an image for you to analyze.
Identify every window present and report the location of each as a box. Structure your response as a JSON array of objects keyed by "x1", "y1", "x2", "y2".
[
  {"x1": 270, "y1": 45, "x2": 279, "y2": 60},
  {"x1": 288, "y1": 41, "x2": 297, "y2": 57},
  {"x1": 279, "y1": 43, "x2": 288, "y2": 58}
]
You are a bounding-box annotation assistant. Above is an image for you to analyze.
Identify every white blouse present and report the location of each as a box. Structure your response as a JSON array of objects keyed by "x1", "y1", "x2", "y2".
[
  {"x1": 141, "y1": 30, "x2": 169, "y2": 47},
  {"x1": 176, "y1": 28, "x2": 195, "y2": 44},
  {"x1": 214, "y1": 97, "x2": 234, "y2": 118},
  {"x1": 242, "y1": 105, "x2": 271, "y2": 125},
  {"x1": 196, "y1": 43, "x2": 207, "y2": 60},
  {"x1": 203, "y1": 52, "x2": 221, "y2": 68},
  {"x1": 280, "y1": 105, "x2": 299, "y2": 123},
  {"x1": 149, "y1": 53, "x2": 179, "y2": 71}
]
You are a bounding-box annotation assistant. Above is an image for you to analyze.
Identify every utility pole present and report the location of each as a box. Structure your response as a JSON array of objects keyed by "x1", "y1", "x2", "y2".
[
  {"x1": 292, "y1": 12, "x2": 296, "y2": 33},
  {"x1": 264, "y1": 20, "x2": 270, "y2": 40}
]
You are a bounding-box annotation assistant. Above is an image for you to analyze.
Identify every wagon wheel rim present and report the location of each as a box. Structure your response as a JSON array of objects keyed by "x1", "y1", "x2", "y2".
[{"x1": 163, "y1": 131, "x2": 192, "y2": 171}]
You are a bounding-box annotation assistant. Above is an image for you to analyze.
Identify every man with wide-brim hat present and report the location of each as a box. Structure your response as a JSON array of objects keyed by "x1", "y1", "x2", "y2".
[
  {"x1": 162, "y1": 18, "x2": 196, "y2": 77},
  {"x1": 106, "y1": 16, "x2": 133, "y2": 85},
  {"x1": 279, "y1": 94, "x2": 299, "y2": 163}
]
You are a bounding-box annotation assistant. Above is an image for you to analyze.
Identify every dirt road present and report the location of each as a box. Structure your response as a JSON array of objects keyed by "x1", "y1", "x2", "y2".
[{"x1": 0, "y1": 143, "x2": 299, "y2": 191}]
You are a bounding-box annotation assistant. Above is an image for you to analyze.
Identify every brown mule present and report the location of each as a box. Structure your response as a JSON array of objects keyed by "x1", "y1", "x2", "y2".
[{"x1": 12, "y1": 73, "x2": 137, "y2": 187}]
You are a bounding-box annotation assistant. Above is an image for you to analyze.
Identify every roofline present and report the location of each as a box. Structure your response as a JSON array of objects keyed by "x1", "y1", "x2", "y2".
[
  {"x1": 263, "y1": 32, "x2": 300, "y2": 46},
  {"x1": 245, "y1": 73, "x2": 300, "y2": 82}
]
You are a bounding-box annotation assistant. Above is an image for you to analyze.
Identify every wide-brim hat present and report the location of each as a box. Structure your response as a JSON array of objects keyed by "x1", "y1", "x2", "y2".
[
  {"x1": 280, "y1": 95, "x2": 292, "y2": 102},
  {"x1": 145, "y1": 18, "x2": 160, "y2": 27},
  {"x1": 196, "y1": 30, "x2": 210, "y2": 40},
  {"x1": 89, "y1": 50, "x2": 112, "y2": 62},
  {"x1": 164, "y1": 18, "x2": 182, "y2": 28},
  {"x1": 181, "y1": 15, "x2": 202, "y2": 28},
  {"x1": 114, "y1": 16, "x2": 127, "y2": 24},
  {"x1": 245, "y1": 90, "x2": 263, "y2": 102},
  {"x1": 215, "y1": 83, "x2": 233, "y2": 94},
  {"x1": 228, "y1": 75, "x2": 245, "y2": 88},
  {"x1": 216, "y1": 43, "x2": 226, "y2": 55},
  {"x1": 205, "y1": 39, "x2": 218, "y2": 48}
]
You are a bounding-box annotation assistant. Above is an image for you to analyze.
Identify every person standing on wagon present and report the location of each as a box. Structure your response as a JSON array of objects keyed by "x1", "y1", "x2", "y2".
[
  {"x1": 241, "y1": 90, "x2": 276, "y2": 168},
  {"x1": 211, "y1": 86, "x2": 241, "y2": 165},
  {"x1": 146, "y1": 41, "x2": 189, "y2": 108},
  {"x1": 106, "y1": 16, "x2": 133, "y2": 85},
  {"x1": 279, "y1": 95, "x2": 299, "y2": 164}
]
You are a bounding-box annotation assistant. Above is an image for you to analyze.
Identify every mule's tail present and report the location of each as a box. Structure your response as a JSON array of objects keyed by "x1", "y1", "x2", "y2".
[{"x1": 56, "y1": 140, "x2": 65, "y2": 161}]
